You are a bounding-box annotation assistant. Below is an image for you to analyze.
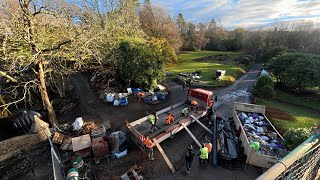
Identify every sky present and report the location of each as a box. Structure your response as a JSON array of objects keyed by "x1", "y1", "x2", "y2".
[{"x1": 153, "y1": 0, "x2": 320, "y2": 29}]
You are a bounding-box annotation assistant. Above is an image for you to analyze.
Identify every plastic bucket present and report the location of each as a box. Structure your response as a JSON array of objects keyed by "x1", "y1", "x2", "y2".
[
  {"x1": 72, "y1": 156, "x2": 84, "y2": 171},
  {"x1": 66, "y1": 168, "x2": 79, "y2": 180}
]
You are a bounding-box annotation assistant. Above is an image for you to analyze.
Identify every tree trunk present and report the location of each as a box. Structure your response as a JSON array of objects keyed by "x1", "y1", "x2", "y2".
[{"x1": 38, "y1": 61, "x2": 57, "y2": 125}]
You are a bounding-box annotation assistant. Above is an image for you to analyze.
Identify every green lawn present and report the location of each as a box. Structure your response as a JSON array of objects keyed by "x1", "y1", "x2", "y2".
[
  {"x1": 258, "y1": 99, "x2": 320, "y2": 133},
  {"x1": 165, "y1": 51, "x2": 247, "y2": 86},
  {"x1": 274, "y1": 90, "x2": 320, "y2": 111}
]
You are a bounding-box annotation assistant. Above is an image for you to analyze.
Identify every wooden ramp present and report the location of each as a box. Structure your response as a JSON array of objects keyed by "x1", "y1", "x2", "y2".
[{"x1": 153, "y1": 139, "x2": 176, "y2": 173}]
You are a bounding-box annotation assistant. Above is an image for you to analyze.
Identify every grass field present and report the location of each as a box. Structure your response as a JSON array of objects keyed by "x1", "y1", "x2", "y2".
[
  {"x1": 165, "y1": 51, "x2": 247, "y2": 86},
  {"x1": 258, "y1": 99, "x2": 320, "y2": 133},
  {"x1": 274, "y1": 90, "x2": 320, "y2": 111}
]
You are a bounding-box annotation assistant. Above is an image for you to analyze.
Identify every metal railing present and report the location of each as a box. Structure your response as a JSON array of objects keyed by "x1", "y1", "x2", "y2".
[
  {"x1": 257, "y1": 134, "x2": 320, "y2": 180},
  {"x1": 49, "y1": 137, "x2": 65, "y2": 180}
]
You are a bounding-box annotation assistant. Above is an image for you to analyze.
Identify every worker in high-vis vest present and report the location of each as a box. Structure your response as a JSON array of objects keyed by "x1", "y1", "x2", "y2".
[
  {"x1": 191, "y1": 100, "x2": 199, "y2": 110},
  {"x1": 198, "y1": 144, "x2": 209, "y2": 168},
  {"x1": 166, "y1": 114, "x2": 175, "y2": 125},
  {"x1": 181, "y1": 107, "x2": 189, "y2": 116},
  {"x1": 150, "y1": 112, "x2": 158, "y2": 133},
  {"x1": 204, "y1": 138, "x2": 213, "y2": 164},
  {"x1": 143, "y1": 137, "x2": 155, "y2": 160}
]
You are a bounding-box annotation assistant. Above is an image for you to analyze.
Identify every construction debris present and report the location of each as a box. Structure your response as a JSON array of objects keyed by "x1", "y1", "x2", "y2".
[
  {"x1": 52, "y1": 132, "x2": 66, "y2": 144},
  {"x1": 92, "y1": 137, "x2": 109, "y2": 159},
  {"x1": 120, "y1": 164, "x2": 143, "y2": 180},
  {"x1": 72, "y1": 134, "x2": 91, "y2": 152},
  {"x1": 83, "y1": 121, "x2": 97, "y2": 134},
  {"x1": 237, "y1": 111, "x2": 288, "y2": 159}
]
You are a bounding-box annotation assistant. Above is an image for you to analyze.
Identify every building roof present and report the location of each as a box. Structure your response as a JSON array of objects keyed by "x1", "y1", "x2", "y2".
[{"x1": 192, "y1": 88, "x2": 213, "y2": 96}]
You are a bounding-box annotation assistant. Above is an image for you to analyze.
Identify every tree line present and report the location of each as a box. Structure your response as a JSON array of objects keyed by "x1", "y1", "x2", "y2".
[{"x1": 0, "y1": 0, "x2": 319, "y2": 124}]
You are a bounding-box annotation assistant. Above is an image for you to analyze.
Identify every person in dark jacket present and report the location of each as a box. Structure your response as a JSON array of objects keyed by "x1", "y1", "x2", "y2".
[
  {"x1": 207, "y1": 107, "x2": 213, "y2": 120},
  {"x1": 185, "y1": 144, "x2": 195, "y2": 174}
]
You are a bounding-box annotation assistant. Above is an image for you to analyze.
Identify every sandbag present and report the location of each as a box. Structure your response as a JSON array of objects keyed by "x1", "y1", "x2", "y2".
[
  {"x1": 127, "y1": 88, "x2": 132, "y2": 94},
  {"x1": 152, "y1": 96, "x2": 157, "y2": 101},
  {"x1": 106, "y1": 93, "x2": 115, "y2": 102},
  {"x1": 113, "y1": 100, "x2": 120, "y2": 106},
  {"x1": 119, "y1": 97, "x2": 128, "y2": 106},
  {"x1": 157, "y1": 93, "x2": 166, "y2": 100}
]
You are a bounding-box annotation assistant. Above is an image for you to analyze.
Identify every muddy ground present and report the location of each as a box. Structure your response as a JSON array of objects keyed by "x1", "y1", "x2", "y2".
[{"x1": 0, "y1": 64, "x2": 263, "y2": 180}]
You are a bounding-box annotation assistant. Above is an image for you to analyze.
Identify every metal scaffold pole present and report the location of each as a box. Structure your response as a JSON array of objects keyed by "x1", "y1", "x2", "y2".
[{"x1": 213, "y1": 112, "x2": 217, "y2": 166}]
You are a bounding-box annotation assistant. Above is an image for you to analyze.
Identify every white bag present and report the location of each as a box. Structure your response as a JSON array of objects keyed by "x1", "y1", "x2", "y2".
[
  {"x1": 106, "y1": 93, "x2": 115, "y2": 102},
  {"x1": 113, "y1": 100, "x2": 120, "y2": 106},
  {"x1": 72, "y1": 117, "x2": 84, "y2": 131},
  {"x1": 152, "y1": 96, "x2": 158, "y2": 101},
  {"x1": 127, "y1": 88, "x2": 132, "y2": 94}
]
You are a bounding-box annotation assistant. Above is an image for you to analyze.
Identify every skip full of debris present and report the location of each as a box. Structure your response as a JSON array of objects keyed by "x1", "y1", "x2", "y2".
[{"x1": 237, "y1": 111, "x2": 288, "y2": 159}]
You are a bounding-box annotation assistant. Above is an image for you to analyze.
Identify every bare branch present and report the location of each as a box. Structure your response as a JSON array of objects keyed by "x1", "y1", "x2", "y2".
[{"x1": 0, "y1": 70, "x2": 18, "y2": 83}]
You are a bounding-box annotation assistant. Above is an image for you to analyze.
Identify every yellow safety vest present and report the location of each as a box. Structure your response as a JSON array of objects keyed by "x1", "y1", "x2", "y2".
[
  {"x1": 200, "y1": 147, "x2": 208, "y2": 159},
  {"x1": 150, "y1": 115, "x2": 158, "y2": 125}
]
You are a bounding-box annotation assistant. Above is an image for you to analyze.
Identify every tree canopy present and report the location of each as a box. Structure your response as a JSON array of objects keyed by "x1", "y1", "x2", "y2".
[{"x1": 268, "y1": 53, "x2": 320, "y2": 90}]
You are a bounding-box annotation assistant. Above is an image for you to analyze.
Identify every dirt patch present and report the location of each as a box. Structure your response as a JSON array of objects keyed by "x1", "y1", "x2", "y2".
[
  {"x1": 266, "y1": 107, "x2": 295, "y2": 121},
  {"x1": 194, "y1": 54, "x2": 231, "y2": 62}
]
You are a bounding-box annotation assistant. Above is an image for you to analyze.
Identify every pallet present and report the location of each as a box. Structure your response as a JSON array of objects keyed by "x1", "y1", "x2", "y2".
[{"x1": 52, "y1": 132, "x2": 66, "y2": 144}]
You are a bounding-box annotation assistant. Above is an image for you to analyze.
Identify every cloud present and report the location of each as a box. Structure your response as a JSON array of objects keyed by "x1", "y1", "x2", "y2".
[{"x1": 153, "y1": 0, "x2": 320, "y2": 29}]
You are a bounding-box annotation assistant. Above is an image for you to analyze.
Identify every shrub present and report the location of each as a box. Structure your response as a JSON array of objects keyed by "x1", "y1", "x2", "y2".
[
  {"x1": 255, "y1": 75, "x2": 274, "y2": 90},
  {"x1": 260, "y1": 85, "x2": 275, "y2": 98},
  {"x1": 284, "y1": 128, "x2": 311, "y2": 150},
  {"x1": 253, "y1": 75, "x2": 275, "y2": 98},
  {"x1": 239, "y1": 56, "x2": 253, "y2": 66},
  {"x1": 243, "y1": 54, "x2": 254, "y2": 61}
]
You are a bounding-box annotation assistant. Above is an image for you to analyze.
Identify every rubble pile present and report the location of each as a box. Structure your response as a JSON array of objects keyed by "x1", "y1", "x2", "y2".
[
  {"x1": 237, "y1": 111, "x2": 288, "y2": 159},
  {"x1": 51, "y1": 117, "x2": 128, "y2": 179}
]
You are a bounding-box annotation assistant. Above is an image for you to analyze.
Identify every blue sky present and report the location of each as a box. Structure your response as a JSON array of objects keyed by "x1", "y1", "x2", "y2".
[{"x1": 153, "y1": 0, "x2": 320, "y2": 29}]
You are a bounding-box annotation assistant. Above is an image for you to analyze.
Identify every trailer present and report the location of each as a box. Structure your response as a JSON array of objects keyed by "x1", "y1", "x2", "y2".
[
  {"x1": 232, "y1": 102, "x2": 287, "y2": 168},
  {"x1": 126, "y1": 88, "x2": 214, "y2": 172}
]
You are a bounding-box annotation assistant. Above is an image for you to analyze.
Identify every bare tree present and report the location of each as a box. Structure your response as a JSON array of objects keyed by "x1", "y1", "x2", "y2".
[
  {"x1": 139, "y1": 3, "x2": 182, "y2": 51},
  {"x1": 0, "y1": 0, "x2": 84, "y2": 125}
]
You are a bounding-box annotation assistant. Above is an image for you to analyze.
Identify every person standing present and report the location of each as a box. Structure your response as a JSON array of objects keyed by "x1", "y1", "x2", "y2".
[
  {"x1": 150, "y1": 112, "x2": 158, "y2": 133},
  {"x1": 143, "y1": 137, "x2": 155, "y2": 160},
  {"x1": 181, "y1": 107, "x2": 189, "y2": 116},
  {"x1": 185, "y1": 145, "x2": 195, "y2": 174},
  {"x1": 207, "y1": 107, "x2": 213, "y2": 120},
  {"x1": 198, "y1": 144, "x2": 209, "y2": 168},
  {"x1": 182, "y1": 79, "x2": 186, "y2": 91},
  {"x1": 204, "y1": 138, "x2": 213, "y2": 165},
  {"x1": 166, "y1": 114, "x2": 175, "y2": 125},
  {"x1": 191, "y1": 100, "x2": 199, "y2": 111},
  {"x1": 187, "y1": 78, "x2": 192, "y2": 89}
]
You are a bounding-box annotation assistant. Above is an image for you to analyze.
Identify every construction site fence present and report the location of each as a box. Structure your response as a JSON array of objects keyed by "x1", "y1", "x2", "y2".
[
  {"x1": 49, "y1": 138, "x2": 65, "y2": 180},
  {"x1": 257, "y1": 134, "x2": 320, "y2": 180}
]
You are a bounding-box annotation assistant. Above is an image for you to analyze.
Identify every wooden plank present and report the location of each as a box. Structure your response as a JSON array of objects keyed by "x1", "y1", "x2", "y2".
[
  {"x1": 72, "y1": 134, "x2": 91, "y2": 152},
  {"x1": 190, "y1": 115, "x2": 213, "y2": 135},
  {"x1": 180, "y1": 123, "x2": 202, "y2": 148},
  {"x1": 153, "y1": 139, "x2": 176, "y2": 173}
]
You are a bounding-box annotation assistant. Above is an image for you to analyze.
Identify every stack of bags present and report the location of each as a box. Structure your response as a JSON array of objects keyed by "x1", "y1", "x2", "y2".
[{"x1": 237, "y1": 112, "x2": 288, "y2": 159}]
